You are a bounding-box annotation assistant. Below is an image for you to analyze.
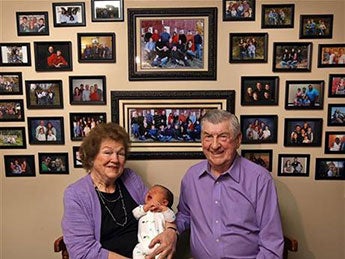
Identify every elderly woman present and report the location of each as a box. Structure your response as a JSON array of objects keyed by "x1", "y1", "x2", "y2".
[{"x1": 62, "y1": 122, "x2": 177, "y2": 259}]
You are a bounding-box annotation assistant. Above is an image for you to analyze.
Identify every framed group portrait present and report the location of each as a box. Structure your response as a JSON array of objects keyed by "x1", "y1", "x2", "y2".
[
  {"x1": 324, "y1": 131, "x2": 345, "y2": 154},
  {"x1": 315, "y1": 158, "x2": 345, "y2": 180},
  {"x1": 0, "y1": 99, "x2": 25, "y2": 122},
  {"x1": 38, "y1": 152, "x2": 69, "y2": 174},
  {"x1": 70, "y1": 112, "x2": 107, "y2": 141},
  {"x1": 241, "y1": 149, "x2": 272, "y2": 172},
  {"x1": 127, "y1": 7, "x2": 217, "y2": 81},
  {"x1": 4, "y1": 155, "x2": 36, "y2": 177},
  {"x1": 0, "y1": 43, "x2": 31, "y2": 66},
  {"x1": 261, "y1": 4, "x2": 294, "y2": 29},
  {"x1": 91, "y1": 0, "x2": 124, "y2": 22},
  {"x1": 299, "y1": 14, "x2": 333, "y2": 39},
  {"x1": 223, "y1": 0, "x2": 255, "y2": 21},
  {"x1": 277, "y1": 154, "x2": 310, "y2": 177},
  {"x1": 73, "y1": 146, "x2": 83, "y2": 168},
  {"x1": 16, "y1": 11, "x2": 49, "y2": 36},
  {"x1": 0, "y1": 127, "x2": 26, "y2": 149},
  {"x1": 328, "y1": 74, "x2": 345, "y2": 97},
  {"x1": 52, "y1": 2, "x2": 86, "y2": 27},
  {"x1": 318, "y1": 44, "x2": 345, "y2": 68},
  {"x1": 327, "y1": 104, "x2": 345, "y2": 126},
  {"x1": 0, "y1": 72, "x2": 23, "y2": 95}
]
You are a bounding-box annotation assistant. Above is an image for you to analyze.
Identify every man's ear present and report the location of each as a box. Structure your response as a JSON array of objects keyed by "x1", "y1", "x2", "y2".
[{"x1": 236, "y1": 133, "x2": 242, "y2": 149}]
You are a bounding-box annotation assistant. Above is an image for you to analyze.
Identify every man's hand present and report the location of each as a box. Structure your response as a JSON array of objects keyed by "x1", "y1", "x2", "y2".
[{"x1": 146, "y1": 228, "x2": 177, "y2": 259}]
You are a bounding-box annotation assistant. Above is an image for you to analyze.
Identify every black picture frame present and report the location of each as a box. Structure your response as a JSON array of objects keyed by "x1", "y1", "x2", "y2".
[
  {"x1": 328, "y1": 74, "x2": 345, "y2": 97},
  {"x1": 91, "y1": 0, "x2": 124, "y2": 22},
  {"x1": 25, "y1": 80, "x2": 63, "y2": 109},
  {"x1": 52, "y1": 2, "x2": 86, "y2": 27},
  {"x1": 299, "y1": 14, "x2": 333, "y2": 39},
  {"x1": 70, "y1": 112, "x2": 107, "y2": 141},
  {"x1": 318, "y1": 44, "x2": 345, "y2": 68},
  {"x1": 73, "y1": 146, "x2": 83, "y2": 168},
  {"x1": 34, "y1": 41, "x2": 73, "y2": 72},
  {"x1": 324, "y1": 131, "x2": 345, "y2": 154},
  {"x1": 327, "y1": 104, "x2": 345, "y2": 126},
  {"x1": 27, "y1": 116, "x2": 65, "y2": 145},
  {"x1": 0, "y1": 72, "x2": 23, "y2": 95},
  {"x1": 38, "y1": 152, "x2": 69, "y2": 174},
  {"x1": 16, "y1": 11, "x2": 49, "y2": 36},
  {"x1": 127, "y1": 7, "x2": 217, "y2": 81},
  {"x1": 77, "y1": 33, "x2": 116, "y2": 63},
  {"x1": 111, "y1": 90, "x2": 235, "y2": 160},
  {"x1": 315, "y1": 158, "x2": 345, "y2": 180},
  {"x1": 277, "y1": 154, "x2": 310, "y2": 177},
  {"x1": 241, "y1": 76, "x2": 279, "y2": 106},
  {"x1": 69, "y1": 76, "x2": 106, "y2": 105},
  {"x1": 284, "y1": 118, "x2": 323, "y2": 147},
  {"x1": 0, "y1": 99, "x2": 25, "y2": 122},
  {"x1": 285, "y1": 80, "x2": 324, "y2": 110},
  {"x1": 240, "y1": 115, "x2": 278, "y2": 144},
  {"x1": 0, "y1": 127, "x2": 26, "y2": 149},
  {"x1": 4, "y1": 155, "x2": 36, "y2": 177},
  {"x1": 229, "y1": 33, "x2": 268, "y2": 63},
  {"x1": 241, "y1": 149, "x2": 272, "y2": 172},
  {"x1": 223, "y1": 0, "x2": 255, "y2": 21},
  {"x1": 0, "y1": 43, "x2": 31, "y2": 66},
  {"x1": 272, "y1": 42, "x2": 312, "y2": 72},
  {"x1": 261, "y1": 4, "x2": 295, "y2": 29}
]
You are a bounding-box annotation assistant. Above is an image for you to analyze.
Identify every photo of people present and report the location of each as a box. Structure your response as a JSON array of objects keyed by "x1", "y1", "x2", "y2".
[
  {"x1": 224, "y1": 0, "x2": 255, "y2": 20},
  {"x1": 38, "y1": 153, "x2": 68, "y2": 174},
  {"x1": 53, "y1": 4, "x2": 84, "y2": 25},
  {"x1": 262, "y1": 4, "x2": 294, "y2": 28},
  {"x1": 0, "y1": 73, "x2": 21, "y2": 94},
  {"x1": 70, "y1": 76, "x2": 105, "y2": 104},
  {"x1": 325, "y1": 132, "x2": 345, "y2": 154},
  {"x1": 329, "y1": 75, "x2": 345, "y2": 97},
  {"x1": 26, "y1": 81, "x2": 62, "y2": 108},
  {"x1": 0, "y1": 128, "x2": 25, "y2": 148},
  {"x1": 16, "y1": 13, "x2": 48, "y2": 35},
  {"x1": 93, "y1": 0, "x2": 121, "y2": 20},
  {"x1": 278, "y1": 155, "x2": 310, "y2": 176},
  {"x1": 241, "y1": 76, "x2": 278, "y2": 105},
  {"x1": 0, "y1": 100, "x2": 24, "y2": 121},
  {"x1": 28, "y1": 118, "x2": 64, "y2": 144},
  {"x1": 0, "y1": 44, "x2": 30, "y2": 65},
  {"x1": 79, "y1": 34, "x2": 114, "y2": 61},
  {"x1": 300, "y1": 15, "x2": 333, "y2": 38},
  {"x1": 241, "y1": 150, "x2": 272, "y2": 171},
  {"x1": 273, "y1": 43, "x2": 311, "y2": 71},
  {"x1": 73, "y1": 146, "x2": 83, "y2": 168},
  {"x1": 319, "y1": 45, "x2": 345, "y2": 66},
  {"x1": 70, "y1": 113, "x2": 106, "y2": 141},
  {"x1": 328, "y1": 105, "x2": 345, "y2": 126},
  {"x1": 284, "y1": 119, "x2": 323, "y2": 147},
  {"x1": 315, "y1": 159, "x2": 345, "y2": 180},
  {"x1": 4, "y1": 155, "x2": 35, "y2": 177},
  {"x1": 285, "y1": 81, "x2": 324, "y2": 109}
]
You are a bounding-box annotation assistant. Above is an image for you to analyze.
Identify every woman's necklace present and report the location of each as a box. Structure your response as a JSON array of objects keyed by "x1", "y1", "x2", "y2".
[{"x1": 95, "y1": 183, "x2": 128, "y2": 227}]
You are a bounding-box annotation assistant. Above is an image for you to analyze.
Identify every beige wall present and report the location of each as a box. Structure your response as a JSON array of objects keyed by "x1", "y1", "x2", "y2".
[{"x1": 1, "y1": 0, "x2": 344, "y2": 258}]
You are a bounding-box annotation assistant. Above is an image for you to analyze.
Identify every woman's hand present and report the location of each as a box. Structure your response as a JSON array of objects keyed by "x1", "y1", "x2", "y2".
[{"x1": 146, "y1": 227, "x2": 177, "y2": 259}]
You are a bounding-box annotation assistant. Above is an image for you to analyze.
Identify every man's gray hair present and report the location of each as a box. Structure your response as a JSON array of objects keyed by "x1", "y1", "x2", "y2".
[{"x1": 201, "y1": 109, "x2": 241, "y2": 136}]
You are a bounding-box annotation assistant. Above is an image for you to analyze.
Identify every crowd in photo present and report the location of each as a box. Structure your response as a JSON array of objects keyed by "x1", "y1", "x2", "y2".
[
  {"x1": 290, "y1": 121, "x2": 315, "y2": 144},
  {"x1": 0, "y1": 101, "x2": 22, "y2": 119},
  {"x1": 322, "y1": 47, "x2": 345, "y2": 64},
  {"x1": 244, "y1": 81, "x2": 274, "y2": 103},
  {"x1": 266, "y1": 8, "x2": 287, "y2": 25},
  {"x1": 292, "y1": 84, "x2": 320, "y2": 107},
  {"x1": 35, "y1": 120, "x2": 58, "y2": 141},
  {"x1": 18, "y1": 15, "x2": 46, "y2": 33},
  {"x1": 40, "y1": 156, "x2": 66, "y2": 172},
  {"x1": 304, "y1": 19, "x2": 328, "y2": 36},
  {"x1": 244, "y1": 119, "x2": 273, "y2": 141},
  {"x1": 0, "y1": 75, "x2": 19, "y2": 93},
  {"x1": 225, "y1": 0, "x2": 253, "y2": 18},
  {"x1": 72, "y1": 115, "x2": 105, "y2": 139},
  {"x1": 72, "y1": 82, "x2": 103, "y2": 102}
]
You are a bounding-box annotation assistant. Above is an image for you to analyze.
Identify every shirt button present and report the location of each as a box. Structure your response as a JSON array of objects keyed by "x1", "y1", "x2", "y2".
[
  {"x1": 215, "y1": 200, "x2": 218, "y2": 204},
  {"x1": 216, "y1": 239, "x2": 220, "y2": 242},
  {"x1": 215, "y1": 220, "x2": 219, "y2": 224}
]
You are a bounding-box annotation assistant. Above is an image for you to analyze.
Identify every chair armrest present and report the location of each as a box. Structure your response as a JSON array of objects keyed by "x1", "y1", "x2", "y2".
[{"x1": 284, "y1": 235, "x2": 298, "y2": 252}]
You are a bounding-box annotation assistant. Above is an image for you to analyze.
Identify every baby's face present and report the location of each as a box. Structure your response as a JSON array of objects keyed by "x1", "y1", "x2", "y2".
[{"x1": 145, "y1": 186, "x2": 167, "y2": 206}]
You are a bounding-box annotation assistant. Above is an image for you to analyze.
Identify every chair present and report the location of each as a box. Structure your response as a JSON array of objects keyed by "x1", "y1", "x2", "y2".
[{"x1": 53, "y1": 236, "x2": 69, "y2": 259}]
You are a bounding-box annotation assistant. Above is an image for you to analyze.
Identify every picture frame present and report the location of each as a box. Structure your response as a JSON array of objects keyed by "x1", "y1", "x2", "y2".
[
  {"x1": 272, "y1": 42, "x2": 312, "y2": 72},
  {"x1": 240, "y1": 115, "x2": 278, "y2": 144},
  {"x1": 70, "y1": 112, "x2": 107, "y2": 141},
  {"x1": 299, "y1": 14, "x2": 333, "y2": 39},
  {"x1": 27, "y1": 117, "x2": 65, "y2": 145},
  {"x1": 284, "y1": 118, "x2": 323, "y2": 147},
  {"x1": 0, "y1": 43, "x2": 31, "y2": 66},
  {"x1": 4, "y1": 155, "x2": 36, "y2": 177},
  {"x1": 229, "y1": 33, "x2": 268, "y2": 63},
  {"x1": 38, "y1": 152, "x2": 69, "y2": 174},
  {"x1": 111, "y1": 90, "x2": 235, "y2": 160},
  {"x1": 327, "y1": 104, "x2": 345, "y2": 126},
  {"x1": 34, "y1": 41, "x2": 72, "y2": 72},
  {"x1": 52, "y1": 2, "x2": 86, "y2": 27},
  {"x1": 324, "y1": 131, "x2": 345, "y2": 154},
  {"x1": 91, "y1": 0, "x2": 124, "y2": 22},
  {"x1": 318, "y1": 44, "x2": 345, "y2": 68},
  {"x1": 241, "y1": 76, "x2": 279, "y2": 106},
  {"x1": 285, "y1": 80, "x2": 324, "y2": 110},
  {"x1": 241, "y1": 149, "x2": 272, "y2": 172},
  {"x1": 73, "y1": 146, "x2": 83, "y2": 168},
  {"x1": 77, "y1": 33, "x2": 116, "y2": 63},
  {"x1": 0, "y1": 72, "x2": 23, "y2": 95},
  {"x1": 261, "y1": 4, "x2": 294, "y2": 29},
  {"x1": 328, "y1": 74, "x2": 345, "y2": 97},
  {"x1": 127, "y1": 7, "x2": 217, "y2": 81},
  {"x1": 0, "y1": 99, "x2": 25, "y2": 122},
  {"x1": 223, "y1": 0, "x2": 255, "y2": 21},
  {"x1": 315, "y1": 158, "x2": 345, "y2": 180},
  {"x1": 25, "y1": 80, "x2": 63, "y2": 109},
  {"x1": 277, "y1": 154, "x2": 310, "y2": 177},
  {"x1": 16, "y1": 11, "x2": 49, "y2": 36},
  {"x1": 69, "y1": 76, "x2": 106, "y2": 105},
  {"x1": 0, "y1": 127, "x2": 26, "y2": 149}
]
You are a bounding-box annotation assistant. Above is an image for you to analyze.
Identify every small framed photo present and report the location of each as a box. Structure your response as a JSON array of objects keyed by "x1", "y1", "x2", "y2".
[
  {"x1": 328, "y1": 74, "x2": 345, "y2": 97},
  {"x1": 52, "y1": 2, "x2": 86, "y2": 27},
  {"x1": 91, "y1": 0, "x2": 124, "y2": 22},
  {"x1": 0, "y1": 43, "x2": 31, "y2": 66},
  {"x1": 16, "y1": 11, "x2": 49, "y2": 36},
  {"x1": 223, "y1": 0, "x2": 255, "y2": 21},
  {"x1": 241, "y1": 149, "x2": 272, "y2": 171},
  {"x1": 299, "y1": 14, "x2": 333, "y2": 39},
  {"x1": 25, "y1": 80, "x2": 63, "y2": 109},
  {"x1": 0, "y1": 99, "x2": 24, "y2": 122},
  {"x1": 77, "y1": 33, "x2": 116, "y2": 63},
  {"x1": 277, "y1": 154, "x2": 310, "y2": 177},
  {"x1": 27, "y1": 117, "x2": 65, "y2": 145},
  {"x1": 241, "y1": 76, "x2": 279, "y2": 106},
  {"x1": 69, "y1": 76, "x2": 106, "y2": 105},
  {"x1": 272, "y1": 42, "x2": 312, "y2": 72},
  {"x1": 0, "y1": 72, "x2": 23, "y2": 95},
  {"x1": 240, "y1": 115, "x2": 278, "y2": 144},
  {"x1": 229, "y1": 33, "x2": 268, "y2": 63},
  {"x1": 285, "y1": 80, "x2": 324, "y2": 110},
  {"x1": 318, "y1": 44, "x2": 345, "y2": 68},
  {"x1": 73, "y1": 146, "x2": 83, "y2": 168},
  {"x1": 34, "y1": 41, "x2": 72, "y2": 72},
  {"x1": 284, "y1": 118, "x2": 323, "y2": 147},
  {"x1": 261, "y1": 4, "x2": 294, "y2": 29},
  {"x1": 315, "y1": 158, "x2": 345, "y2": 180},
  {"x1": 38, "y1": 152, "x2": 69, "y2": 174},
  {"x1": 0, "y1": 127, "x2": 26, "y2": 149},
  {"x1": 4, "y1": 155, "x2": 36, "y2": 177},
  {"x1": 70, "y1": 112, "x2": 107, "y2": 141},
  {"x1": 327, "y1": 104, "x2": 345, "y2": 126},
  {"x1": 325, "y1": 131, "x2": 345, "y2": 154}
]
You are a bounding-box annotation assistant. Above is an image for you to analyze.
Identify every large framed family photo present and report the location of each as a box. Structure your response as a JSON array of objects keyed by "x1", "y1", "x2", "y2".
[
  {"x1": 261, "y1": 4, "x2": 294, "y2": 29},
  {"x1": 0, "y1": 72, "x2": 23, "y2": 95},
  {"x1": 111, "y1": 90, "x2": 235, "y2": 159},
  {"x1": 127, "y1": 8, "x2": 217, "y2": 81},
  {"x1": 52, "y1": 2, "x2": 86, "y2": 27},
  {"x1": 0, "y1": 43, "x2": 31, "y2": 66},
  {"x1": 16, "y1": 11, "x2": 49, "y2": 36}
]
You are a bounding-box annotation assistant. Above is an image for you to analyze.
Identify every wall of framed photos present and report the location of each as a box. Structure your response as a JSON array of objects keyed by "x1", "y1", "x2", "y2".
[{"x1": 0, "y1": 0, "x2": 344, "y2": 258}]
